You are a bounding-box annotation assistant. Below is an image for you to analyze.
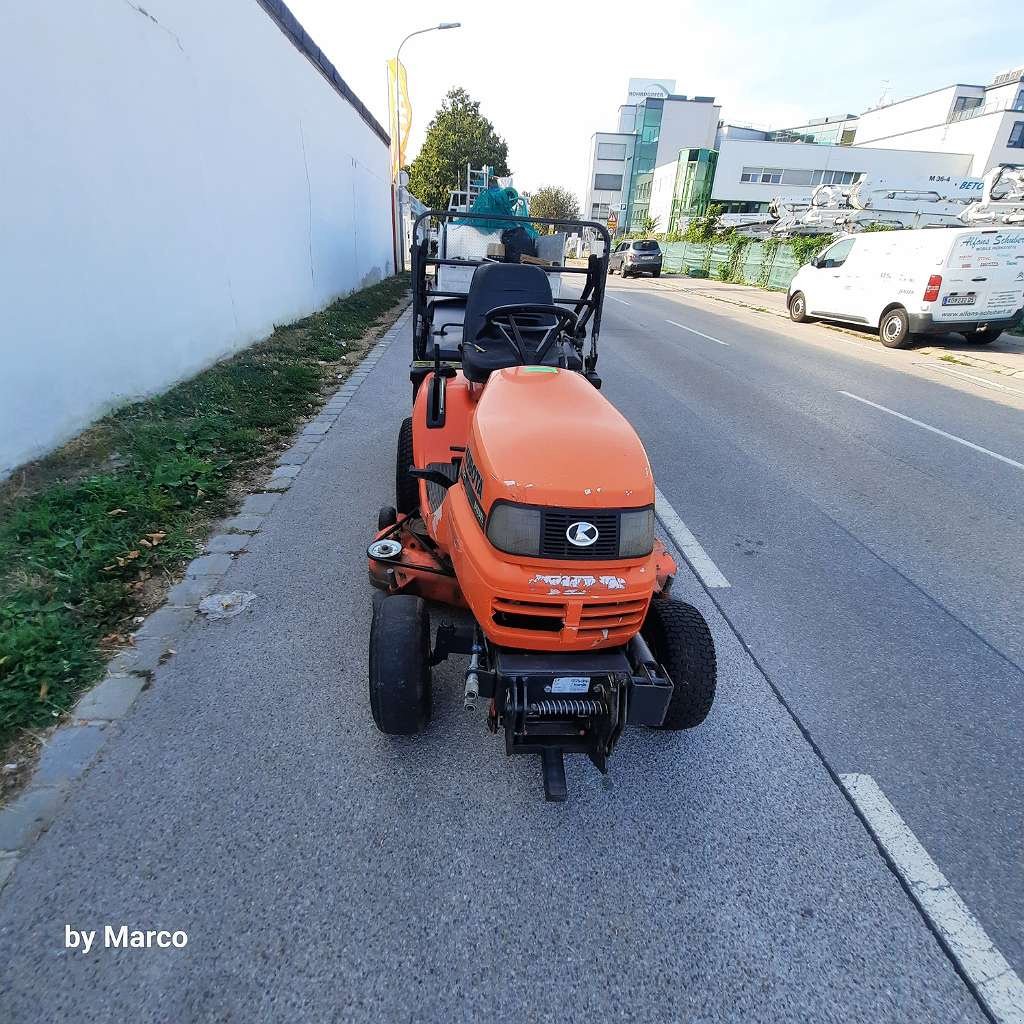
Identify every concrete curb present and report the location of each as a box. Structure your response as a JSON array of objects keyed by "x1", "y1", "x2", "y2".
[{"x1": 0, "y1": 302, "x2": 412, "y2": 891}]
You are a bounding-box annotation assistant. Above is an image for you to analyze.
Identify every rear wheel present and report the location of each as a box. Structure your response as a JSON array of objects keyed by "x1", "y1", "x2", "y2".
[
  {"x1": 879, "y1": 307, "x2": 911, "y2": 349},
  {"x1": 789, "y1": 291, "x2": 811, "y2": 323},
  {"x1": 642, "y1": 598, "x2": 716, "y2": 730},
  {"x1": 964, "y1": 327, "x2": 1002, "y2": 345},
  {"x1": 368, "y1": 595, "x2": 432, "y2": 735},
  {"x1": 396, "y1": 417, "x2": 417, "y2": 514}
]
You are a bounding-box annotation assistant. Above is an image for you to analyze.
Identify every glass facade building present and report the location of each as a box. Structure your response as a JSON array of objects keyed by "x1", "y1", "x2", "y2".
[
  {"x1": 623, "y1": 98, "x2": 664, "y2": 230},
  {"x1": 671, "y1": 148, "x2": 718, "y2": 228}
]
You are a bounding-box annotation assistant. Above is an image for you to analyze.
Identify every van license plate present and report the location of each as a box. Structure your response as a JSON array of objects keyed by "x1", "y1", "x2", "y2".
[{"x1": 942, "y1": 295, "x2": 975, "y2": 306}]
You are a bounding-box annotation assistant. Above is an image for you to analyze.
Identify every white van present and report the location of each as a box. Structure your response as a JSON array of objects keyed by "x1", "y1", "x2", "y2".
[{"x1": 786, "y1": 227, "x2": 1024, "y2": 348}]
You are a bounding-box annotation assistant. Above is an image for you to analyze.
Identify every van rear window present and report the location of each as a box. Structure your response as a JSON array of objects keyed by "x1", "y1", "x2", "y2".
[{"x1": 632, "y1": 240, "x2": 661, "y2": 251}]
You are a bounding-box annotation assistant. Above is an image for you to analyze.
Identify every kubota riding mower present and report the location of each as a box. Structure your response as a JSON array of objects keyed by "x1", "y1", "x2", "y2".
[{"x1": 366, "y1": 211, "x2": 716, "y2": 801}]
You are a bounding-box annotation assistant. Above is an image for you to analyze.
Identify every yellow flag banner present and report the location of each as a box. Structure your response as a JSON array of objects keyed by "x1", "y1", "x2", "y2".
[{"x1": 386, "y1": 58, "x2": 412, "y2": 180}]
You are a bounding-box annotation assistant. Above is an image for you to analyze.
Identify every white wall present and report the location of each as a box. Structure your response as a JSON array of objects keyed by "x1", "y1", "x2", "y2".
[
  {"x1": 0, "y1": 0, "x2": 393, "y2": 477},
  {"x1": 853, "y1": 86, "x2": 980, "y2": 144},
  {"x1": 858, "y1": 111, "x2": 1024, "y2": 175},
  {"x1": 648, "y1": 162, "x2": 678, "y2": 231},
  {"x1": 711, "y1": 139, "x2": 973, "y2": 204},
  {"x1": 657, "y1": 101, "x2": 720, "y2": 160}
]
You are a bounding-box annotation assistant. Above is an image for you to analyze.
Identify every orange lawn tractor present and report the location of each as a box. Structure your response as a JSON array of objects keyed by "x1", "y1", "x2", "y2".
[{"x1": 367, "y1": 211, "x2": 716, "y2": 801}]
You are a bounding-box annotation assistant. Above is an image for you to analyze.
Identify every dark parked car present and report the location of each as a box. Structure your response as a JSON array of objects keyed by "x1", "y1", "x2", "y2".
[{"x1": 608, "y1": 239, "x2": 663, "y2": 278}]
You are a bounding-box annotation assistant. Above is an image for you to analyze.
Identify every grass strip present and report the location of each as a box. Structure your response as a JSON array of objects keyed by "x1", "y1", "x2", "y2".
[{"x1": 0, "y1": 274, "x2": 409, "y2": 755}]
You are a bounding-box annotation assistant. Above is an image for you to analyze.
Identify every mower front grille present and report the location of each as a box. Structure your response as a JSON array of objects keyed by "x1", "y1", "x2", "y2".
[
  {"x1": 576, "y1": 598, "x2": 648, "y2": 641},
  {"x1": 493, "y1": 597, "x2": 565, "y2": 633},
  {"x1": 540, "y1": 510, "x2": 620, "y2": 561}
]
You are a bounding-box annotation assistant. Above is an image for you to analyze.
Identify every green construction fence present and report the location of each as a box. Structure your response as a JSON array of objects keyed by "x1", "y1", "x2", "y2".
[{"x1": 659, "y1": 241, "x2": 805, "y2": 291}]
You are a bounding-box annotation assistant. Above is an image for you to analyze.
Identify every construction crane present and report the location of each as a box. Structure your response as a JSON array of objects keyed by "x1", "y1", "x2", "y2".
[{"x1": 719, "y1": 164, "x2": 1024, "y2": 237}]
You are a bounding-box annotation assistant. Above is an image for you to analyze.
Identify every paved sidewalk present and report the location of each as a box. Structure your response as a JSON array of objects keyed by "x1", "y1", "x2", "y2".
[{"x1": 658, "y1": 276, "x2": 1024, "y2": 378}]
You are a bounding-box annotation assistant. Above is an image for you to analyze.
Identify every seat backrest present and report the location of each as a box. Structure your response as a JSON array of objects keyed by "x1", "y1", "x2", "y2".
[{"x1": 461, "y1": 263, "x2": 553, "y2": 347}]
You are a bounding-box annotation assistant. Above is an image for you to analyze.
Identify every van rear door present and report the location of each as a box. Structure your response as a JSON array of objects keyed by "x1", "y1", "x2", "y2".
[{"x1": 937, "y1": 229, "x2": 1024, "y2": 323}]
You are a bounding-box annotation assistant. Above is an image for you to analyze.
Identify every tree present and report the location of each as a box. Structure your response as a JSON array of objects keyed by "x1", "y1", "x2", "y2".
[
  {"x1": 406, "y1": 88, "x2": 510, "y2": 210},
  {"x1": 528, "y1": 186, "x2": 580, "y2": 232},
  {"x1": 638, "y1": 212, "x2": 660, "y2": 236}
]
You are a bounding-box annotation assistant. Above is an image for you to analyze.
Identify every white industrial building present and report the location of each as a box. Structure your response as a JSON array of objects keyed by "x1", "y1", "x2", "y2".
[
  {"x1": 583, "y1": 79, "x2": 720, "y2": 232},
  {"x1": 589, "y1": 65, "x2": 1024, "y2": 237},
  {"x1": 850, "y1": 67, "x2": 1024, "y2": 174},
  {"x1": 584, "y1": 131, "x2": 635, "y2": 227}
]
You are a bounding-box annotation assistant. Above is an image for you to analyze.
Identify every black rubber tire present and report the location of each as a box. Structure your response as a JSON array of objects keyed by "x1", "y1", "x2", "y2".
[
  {"x1": 378, "y1": 505, "x2": 397, "y2": 530},
  {"x1": 607, "y1": 264, "x2": 616, "y2": 275},
  {"x1": 789, "y1": 291, "x2": 810, "y2": 323},
  {"x1": 652, "y1": 269, "x2": 662, "y2": 278},
  {"x1": 642, "y1": 598, "x2": 716, "y2": 730},
  {"x1": 879, "y1": 307, "x2": 911, "y2": 348},
  {"x1": 965, "y1": 328, "x2": 1002, "y2": 345},
  {"x1": 621, "y1": 269, "x2": 631, "y2": 279},
  {"x1": 395, "y1": 417, "x2": 418, "y2": 514},
  {"x1": 368, "y1": 595, "x2": 432, "y2": 735}
]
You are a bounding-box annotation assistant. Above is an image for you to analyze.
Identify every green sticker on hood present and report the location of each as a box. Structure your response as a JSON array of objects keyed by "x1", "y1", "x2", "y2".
[{"x1": 522, "y1": 366, "x2": 559, "y2": 374}]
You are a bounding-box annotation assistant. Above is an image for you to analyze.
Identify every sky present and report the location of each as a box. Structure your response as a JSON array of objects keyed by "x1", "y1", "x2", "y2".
[{"x1": 286, "y1": 0, "x2": 1020, "y2": 203}]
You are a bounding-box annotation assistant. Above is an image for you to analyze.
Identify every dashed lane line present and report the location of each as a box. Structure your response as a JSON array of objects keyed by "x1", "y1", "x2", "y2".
[
  {"x1": 839, "y1": 391, "x2": 1024, "y2": 471},
  {"x1": 666, "y1": 320, "x2": 730, "y2": 346}
]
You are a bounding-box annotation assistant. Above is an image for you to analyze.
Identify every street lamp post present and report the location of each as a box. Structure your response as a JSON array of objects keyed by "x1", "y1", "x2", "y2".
[{"x1": 391, "y1": 22, "x2": 461, "y2": 273}]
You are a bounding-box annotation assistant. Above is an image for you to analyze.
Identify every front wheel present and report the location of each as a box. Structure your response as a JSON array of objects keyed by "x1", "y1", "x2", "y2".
[
  {"x1": 642, "y1": 598, "x2": 716, "y2": 730},
  {"x1": 879, "y1": 307, "x2": 911, "y2": 349},
  {"x1": 652, "y1": 269, "x2": 662, "y2": 278},
  {"x1": 964, "y1": 327, "x2": 1002, "y2": 345},
  {"x1": 789, "y1": 291, "x2": 811, "y2": 323},
  {"x1": 368, "y1": 595, "x2": 432, "y2": 735}
]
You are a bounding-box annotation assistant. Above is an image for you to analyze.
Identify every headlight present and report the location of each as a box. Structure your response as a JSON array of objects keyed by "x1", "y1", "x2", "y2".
[
  {"x1": 619, "y1": 508, "x2": 654, "y2": 558},
  {"x1": 487, "y1": 503, "x2": 541, "y2": 556}
]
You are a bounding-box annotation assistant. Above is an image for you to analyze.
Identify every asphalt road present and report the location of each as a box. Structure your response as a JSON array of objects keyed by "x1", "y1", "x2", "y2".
[
  {"x1": 595, "y1": 276, "x2": 1024, "y2": 979},
  {"x1": 0, "y1": 300, "x2": 1012, "y2": 1022}
]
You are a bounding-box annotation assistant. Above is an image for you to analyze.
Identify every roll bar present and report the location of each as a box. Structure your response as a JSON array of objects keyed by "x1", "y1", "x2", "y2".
[{"x1": 410, "y1": 210, "x2": 612, "y2": 375}]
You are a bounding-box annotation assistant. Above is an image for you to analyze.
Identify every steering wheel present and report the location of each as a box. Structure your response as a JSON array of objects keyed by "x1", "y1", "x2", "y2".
[{"x1": 480, "y1": 304, "x2": 581, "y2": 365}]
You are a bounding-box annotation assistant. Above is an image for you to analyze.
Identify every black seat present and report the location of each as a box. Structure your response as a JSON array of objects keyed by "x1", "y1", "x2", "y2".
[{"x1": 461, "y1": 264, "x2": 561, "y2": 383}]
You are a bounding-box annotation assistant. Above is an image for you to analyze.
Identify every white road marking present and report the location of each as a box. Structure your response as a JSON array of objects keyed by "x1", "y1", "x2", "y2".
[
  {"x1": 654, "y1": 488, "x2": 730, "y2": 588},
  {"x1": 608, "y1": 295, "x2": 631, "y2": 306},
  {"x1": 666, "y1": 320, "x2": 730, "y2": 346},
  {"x1": 840, "y1": 774, "x2": 1024, "y2": 1024},
  {"x1": 839, "y1": 391, "x2": 1024, "y2": 471}
]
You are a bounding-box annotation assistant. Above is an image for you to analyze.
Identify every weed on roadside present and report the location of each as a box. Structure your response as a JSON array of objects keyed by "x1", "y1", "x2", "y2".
[{"x1": 0, "y1": 274, "x2": 409, "y2": 754}]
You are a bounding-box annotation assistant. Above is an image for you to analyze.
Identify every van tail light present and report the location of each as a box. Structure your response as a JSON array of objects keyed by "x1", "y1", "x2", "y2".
[{"x1": 923, "y1": 275, "x2": 942, "y2": 302}]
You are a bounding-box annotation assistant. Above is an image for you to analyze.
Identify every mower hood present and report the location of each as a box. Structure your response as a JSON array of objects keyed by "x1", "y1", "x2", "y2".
[{"x1": 469, "y1": 367, "x2": 654, "y2": 510}]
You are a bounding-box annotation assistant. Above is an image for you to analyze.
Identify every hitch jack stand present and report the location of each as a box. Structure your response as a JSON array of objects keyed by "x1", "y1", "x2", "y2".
[{"x1": 542, "y1": 748, "x2": 567, "y2": 802}]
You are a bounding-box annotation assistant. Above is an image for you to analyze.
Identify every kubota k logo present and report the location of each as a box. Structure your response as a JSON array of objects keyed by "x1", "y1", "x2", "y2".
[{"x1": 566, "y1": 521, "x2": 599, "y2": 547}]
